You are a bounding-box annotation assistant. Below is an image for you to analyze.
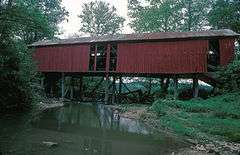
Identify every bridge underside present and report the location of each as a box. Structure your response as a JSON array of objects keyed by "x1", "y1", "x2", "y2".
[{"x1": 41, "y1": 71, "x2": 208, "y2": 104}]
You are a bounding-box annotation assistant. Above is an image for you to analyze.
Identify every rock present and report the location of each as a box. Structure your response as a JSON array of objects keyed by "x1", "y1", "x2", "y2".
[
  {"x1": 196, "y1": 144, "x2": 207, "y2": 151},
  {"x1": 42, "y1": 141, "x2": 58, "y2": 148}
]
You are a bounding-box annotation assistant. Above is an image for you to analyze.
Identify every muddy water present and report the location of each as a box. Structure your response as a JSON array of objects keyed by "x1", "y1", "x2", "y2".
[{"x1": 0, "y1": 103, "x2": 189, "y2": 155}]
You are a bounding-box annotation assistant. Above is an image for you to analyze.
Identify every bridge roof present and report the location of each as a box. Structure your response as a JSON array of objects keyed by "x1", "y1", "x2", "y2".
[{"x1": 31, "y1": 29, "x2": 239, "y2": 47}]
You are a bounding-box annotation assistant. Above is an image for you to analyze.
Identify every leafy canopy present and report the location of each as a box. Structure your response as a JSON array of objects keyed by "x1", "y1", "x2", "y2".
[
  {"x1": 0, "y1": 0, "x2": 68, "y2": 113},
  {"x1": 208, "y1": 0, "x2": 240, "y2": 34},
  {"x1": 128, "y1": 0, "x2": 213, "y2": 32},
  {"x1": 79, "y1": 0, "x2": 125, "y2": 36}
]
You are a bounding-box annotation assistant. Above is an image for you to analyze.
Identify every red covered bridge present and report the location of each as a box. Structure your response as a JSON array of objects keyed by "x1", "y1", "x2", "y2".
[{"x1": 31, "y1": 29, "x2": 239, "y2": 102}]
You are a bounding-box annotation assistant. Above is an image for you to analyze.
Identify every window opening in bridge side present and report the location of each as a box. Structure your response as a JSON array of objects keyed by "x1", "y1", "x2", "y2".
[
  {"x1": 89, "y1": 44, "x2": 95, "y2": 71},
  {"x1": 109, "y1": 44, "x2": 117, "y2": 71},
  {"x1": 208, "y1": 39, "x2": 220, "y2": 71},
  {"x1": 96, "y1": 44, "x2": 107, "y2": 71}
]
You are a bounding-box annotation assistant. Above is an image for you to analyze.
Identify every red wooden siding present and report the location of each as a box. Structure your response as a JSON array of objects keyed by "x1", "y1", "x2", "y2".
[
  {"x1": 219, "y1": 38, "x2": 235, "y2": 66},
  {"x1": 116, "y1": 40, "x2": 208, "y2": 74},
  {"x1": 32, "y1": 45, "x2": 89, "y2": 72}
]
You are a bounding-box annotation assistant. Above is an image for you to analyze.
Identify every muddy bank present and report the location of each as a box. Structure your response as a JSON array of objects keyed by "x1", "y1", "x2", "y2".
[{"x1": 106, "y1": 104, "x2": 240, "y2": 155}]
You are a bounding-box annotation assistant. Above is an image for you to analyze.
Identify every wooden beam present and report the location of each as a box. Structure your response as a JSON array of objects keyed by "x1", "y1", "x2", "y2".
[
  {"x1": 104, "y1": 74, "x2": 110, "y2": 104},
  {"x1": 106, "y1": 44, "x2": 111, "y2": 72},
  {"x1": 118, "y1": 76, "x2": 122, "y2": 104},
  {"x1": 193, "y1": 76, "x2": 199, "y2": 98},
  {"x1": 61, "y1": 72, "x2": 65, "y2": 99},
  {"x1": 173, "y1": 76, "x2": 178, "y2": 99},
  {"x1": 79, "y1": 75, "x2": 83, "y2": 101},
  {"x1": 89, "y1": 77, "x2": 104, "y2": 95},
  {"x1": 122, "y1": 82, "x2": 139, "y2": 100},
  {"x1": 112, "y1": 76, "x2": 116, "y2": 104},
  {"x1": 70, "y1": 77, "x2": 74, "y2": 100},
  {"x1": 94, "y1": 44, "x2": 97, "y2": 71},
  {"x1": 119, "y1": 76, "x2": 122, "y2": 94},
  {"x1": 40, "y1": 77, "x2": 44, "y2": 88}
]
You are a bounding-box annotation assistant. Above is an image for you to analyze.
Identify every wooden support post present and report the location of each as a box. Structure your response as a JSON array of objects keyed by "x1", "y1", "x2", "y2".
[
  {"x1": 94, "y1": 44, "x2": 97, "y2": 71},
  {"x1": 61, "y1": 72, "x2": 65, "y2": 99},
  {"x1": 70, "y1": 77, "x2": 74, "y2": 100},
  {"x1": 147, "y1": 78, "x2": 152, "y2": 95},
  {"x1": 79, "y1": 75, "x2": 83, "y2": 101},
  {"x1": 173, "y1": 76, "x2": 178, "y2": 99},
  {"x1": 118, "y1": 76, "x2": 123, "y2": 104},
  {"x1": 193, "y1": 76, "x2": 199, "y2": 98},
  {"x1": 161, "y1": 78, "x2": 169, "y2": 97},
  {"x1": 104, "y1": 74, "x2": 110, "y2": 104},
  {"x1": 40, "y1": 77, "x2": 44, "y2": 88},
  {"x1": 112, "y1": 76, "x2": 116, "y2": 104},
  {"x1": 119, "y1": 76, "x2": 122, "y2": 94},
  {"x1": 118, "y1": 76, "x2": 122, "y2": 104}
]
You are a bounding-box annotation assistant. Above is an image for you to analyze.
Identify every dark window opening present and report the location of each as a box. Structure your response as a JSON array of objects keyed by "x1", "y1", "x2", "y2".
[
  {"x1": 88, "y1": 43, "x2": 117, "y2": 71},
  {"x1": 96, "y1": 44, "x2": 107, "y2": 71},
  {"x1": 208, "y1": 39, "x2": 220, "y2": 70},
  {"x1": 88, "y1": 45, "x2": 95, "y2": 71},
  {"x1": 109, "y1": 44, "x2": 117, "y2": 71}
]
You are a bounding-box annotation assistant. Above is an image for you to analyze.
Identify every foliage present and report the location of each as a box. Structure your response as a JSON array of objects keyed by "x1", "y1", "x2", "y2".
[
  {"x1": 128, "y1": 0, "x2": 183, "y2": 32},
  {"x1": 0, "y1": 0, "x2": 67, "y2": 114},
  {"x1": 128, "y1": 0, "x2": 212, "y2": 32},
  {"x1": 181, "y1": 0, "x2": 213, "y2": 31},
  {"x1": 208, "y1": 0, "x2": 240, "y2": 34},
  {"x1": 151, "y1": 92, "x2": 240, "y2": 142},
  {"x1": 16, "y1": 0, "x2": 68, "y2": 44},
  {"x1": 217, "y1": 59, "x2": 240, "y2": 92},
  {"x1": 0, "y1": 38, "x2": 33, "y2": 113},
  {"x1": 78, "y1": 0, "x2": 125, "y2": 36}
]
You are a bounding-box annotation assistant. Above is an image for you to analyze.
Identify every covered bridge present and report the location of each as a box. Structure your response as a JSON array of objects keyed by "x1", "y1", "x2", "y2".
[{"x1": 31, "y1": 29, "x2": 239, "y2": 102}]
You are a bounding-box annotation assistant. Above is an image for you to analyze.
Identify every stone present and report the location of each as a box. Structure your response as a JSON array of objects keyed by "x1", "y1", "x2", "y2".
[
  {"x1": 196, "y1": 144, "x2": 207, "y2": 151},
  {"x1": 42, "y1": 141, "x2": 58, "y2": 148}
]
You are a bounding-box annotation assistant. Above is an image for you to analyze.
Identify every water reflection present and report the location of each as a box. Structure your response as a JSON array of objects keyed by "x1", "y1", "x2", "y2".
[
  {"x1": 55, "y1": 103, "x2": 149, "y2": 135},
  {"x1": 32, "y1": 103, "x2": 188, "y2": 155}
]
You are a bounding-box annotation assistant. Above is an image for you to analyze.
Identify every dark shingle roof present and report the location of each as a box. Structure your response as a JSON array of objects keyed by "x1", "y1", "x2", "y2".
[{"x1": 30, "y1": 29, "x2": 239, "y2": 47}]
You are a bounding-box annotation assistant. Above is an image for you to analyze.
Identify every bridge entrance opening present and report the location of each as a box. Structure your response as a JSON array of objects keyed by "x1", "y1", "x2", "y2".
[{"x1": 208, "y1": 39, "x2": 220, "y2": 70}]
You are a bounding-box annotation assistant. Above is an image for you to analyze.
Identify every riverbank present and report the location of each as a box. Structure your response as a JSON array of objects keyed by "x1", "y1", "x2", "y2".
[{"x1": 108, "y1": 92, "x2": 240, "y2": 155}]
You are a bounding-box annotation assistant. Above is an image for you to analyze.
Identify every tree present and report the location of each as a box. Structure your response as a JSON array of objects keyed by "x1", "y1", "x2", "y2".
[
  {"x1": 181, "y1": 0, "x2": 213, "y2": 31},
  {"x1": 128, "y1": 0, "x2": 184, "y2": 32},
  {"x1": 15, "y1": 0, "x2": 69, "y2": 44},
  {"x1": 208, "y1": 0, "x2": 240, "y2": 34},
  {"x1": 128, "y1": 0, "x2": 212, "y2": 32},
  {"x1": 78, "y1": 0, "x2": 125, "y2": 36},
  {"x1": 0, "y1": 0, "x2": 67, "y2": 113}
]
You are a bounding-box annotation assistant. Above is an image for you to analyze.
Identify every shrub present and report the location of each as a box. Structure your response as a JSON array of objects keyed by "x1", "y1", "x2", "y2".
[{"x1": 217, "y1": 59, "x2": 240, "y2": 92}]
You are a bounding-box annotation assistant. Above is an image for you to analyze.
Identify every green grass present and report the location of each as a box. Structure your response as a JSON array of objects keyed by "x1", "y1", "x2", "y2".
[{"x1": 151, "y1": 92, "x2": 240, "y2": 142}]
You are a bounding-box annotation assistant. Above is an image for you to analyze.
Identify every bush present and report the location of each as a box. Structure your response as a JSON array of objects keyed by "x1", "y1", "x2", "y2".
[
  {"x1": 217, "y1": 59, "x2": 240, "y2": 92},
  {"x1": 0, "y1": 39, "x2": 37, "y2": 114}
]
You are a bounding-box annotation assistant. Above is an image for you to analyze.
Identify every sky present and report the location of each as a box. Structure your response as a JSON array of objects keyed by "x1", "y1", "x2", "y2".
[{"x1": 59, "y1": 0, "x2": 133, "y2": 38}]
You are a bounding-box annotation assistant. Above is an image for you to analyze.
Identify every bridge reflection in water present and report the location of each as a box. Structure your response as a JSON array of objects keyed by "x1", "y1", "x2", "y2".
[{"x1": 34, "y1": 103, "x2": 188, "y2": 155}]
